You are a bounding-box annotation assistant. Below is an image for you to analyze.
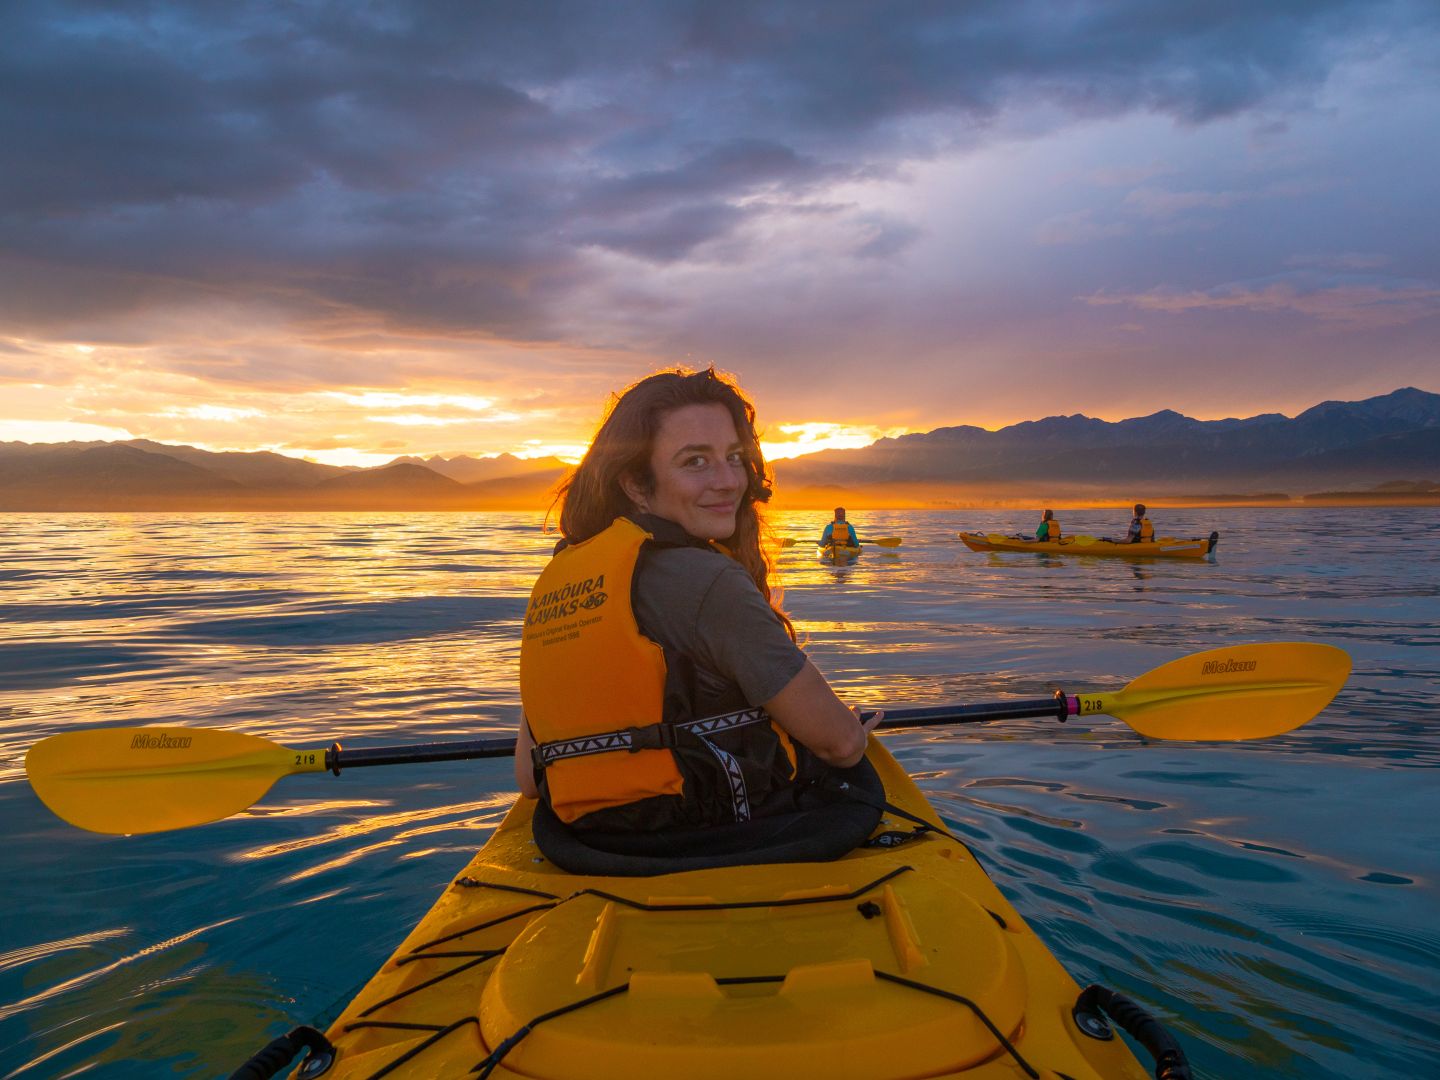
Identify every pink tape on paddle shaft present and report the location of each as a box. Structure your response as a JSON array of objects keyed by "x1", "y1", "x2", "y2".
[{"x1": 1067, "y1": 696, "x2": 1081, "y2": 716}]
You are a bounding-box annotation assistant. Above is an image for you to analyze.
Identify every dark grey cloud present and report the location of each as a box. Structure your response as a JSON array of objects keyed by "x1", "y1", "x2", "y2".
[
  {"x1": 0, "y1": 0, "x2": 1434, "y2": 349},
  {"x1": 577, "y1": 140, "x2": 830, "y2": 216},
  {"x1": 575, "y1": 202, "x2": 748, "y2": 263}
]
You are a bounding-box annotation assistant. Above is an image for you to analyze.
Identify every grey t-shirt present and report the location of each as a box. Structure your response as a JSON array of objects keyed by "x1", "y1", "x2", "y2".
[{"x1": 633, "y1": 546, "x2": 806, "y2": 707}]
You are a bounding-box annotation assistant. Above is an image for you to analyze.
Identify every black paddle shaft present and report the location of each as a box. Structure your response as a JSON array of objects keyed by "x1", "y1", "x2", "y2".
[
  {"x1": 324, "y1": 736, "x2": 519, "y2": 774},
  {"x1": 320, "y1": 692, "x2": 1071, "y2": 773},
  {"x1": 870, "y1": 693, "x2": 1069, "y2": 729}
]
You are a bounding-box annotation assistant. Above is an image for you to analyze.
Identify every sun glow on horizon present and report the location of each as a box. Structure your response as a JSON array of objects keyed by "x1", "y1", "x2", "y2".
[
  {"x1": 0, "y1": 419, "x2": 138, "y2": 444},
  {"x1": 519, "y1": 440, "x2": 587, "y2": 464},
  {"x1": 4, "y1": 335, "x2": 1409, "y2": 471},
  {"x1": 291, "y1": 441, "x2": 587, "y2": 469},
  {"x1": 760, "y1": 422, "x2": 909, "y2": 460},
  {"x1": 292, "y1": 447, "x2": 398, "y2": 468}
]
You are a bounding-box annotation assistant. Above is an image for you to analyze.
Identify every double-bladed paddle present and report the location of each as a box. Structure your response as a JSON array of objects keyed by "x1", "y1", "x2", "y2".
[
  {"x1": 860, "y1": 537, "x2": 903, "y2": 548},
  {"x1": 25, "y1": 642, "x2": 1349, "y2": 835},
  {"x1": 779, "y1": 536, "x2": 902, "y2": 548}
]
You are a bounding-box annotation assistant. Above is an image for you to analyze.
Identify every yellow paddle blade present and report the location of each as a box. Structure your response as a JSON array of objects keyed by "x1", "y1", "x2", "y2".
[
  {"x1": 25, "y1": 727, "x2": 325, "y2": 834},
  {"x1": 1076, "y1": 643, "x2": 1350, "y2": 740}
]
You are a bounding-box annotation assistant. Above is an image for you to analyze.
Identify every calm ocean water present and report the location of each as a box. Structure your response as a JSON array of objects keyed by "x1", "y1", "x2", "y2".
[{"x1": 1, "y1": 507, "x2": 1436, "y2": 1078}]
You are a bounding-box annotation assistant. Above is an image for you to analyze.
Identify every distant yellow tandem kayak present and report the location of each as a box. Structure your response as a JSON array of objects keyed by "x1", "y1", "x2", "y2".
[
  {"x1": 959, "y1": 531, "x2": 1219, "y2": 559},
  {"x1": 270, "y1": 742, "x2": 1178, "y2": 1079}
]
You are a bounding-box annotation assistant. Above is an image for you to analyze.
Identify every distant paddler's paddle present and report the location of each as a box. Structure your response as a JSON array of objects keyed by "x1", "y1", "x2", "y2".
[
  {"x1": 779, "y1": 536, "x2": 902, "y2": 548},
  {"x1": 26, "y1": 642, "x2": 1348, "y2": 835}
]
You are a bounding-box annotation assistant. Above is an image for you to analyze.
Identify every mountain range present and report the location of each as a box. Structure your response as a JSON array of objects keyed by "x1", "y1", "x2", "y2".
[
  {"x1": 0, "y1": 388, "x2": 1435, "y2": 510},
  {"x1": 774, "y1": 387, "x2": 1440, "y2": 506},
  {"x1": 0, "y1": 442, "x2": 570, "y2": 511}
]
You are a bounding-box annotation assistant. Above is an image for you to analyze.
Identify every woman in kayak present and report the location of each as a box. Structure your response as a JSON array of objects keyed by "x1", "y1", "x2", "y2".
[
  {"x1": 1127, "y1": 503, "x2": 1154, "y2": 543},
  {"x1": 820, "y1": 507, "x2": 859, "y2": 550},
  {"x1": 514, "y1": 367, "x2": 881, "y2": 836},
  {"x1": 1035, "y1": 508, "x2": 1060, "y2": 542}
]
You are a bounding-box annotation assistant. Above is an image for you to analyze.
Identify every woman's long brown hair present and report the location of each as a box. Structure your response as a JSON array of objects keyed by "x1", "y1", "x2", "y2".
[{"x1": 552, "y1": 367, "x2": 792, "y2": 639}]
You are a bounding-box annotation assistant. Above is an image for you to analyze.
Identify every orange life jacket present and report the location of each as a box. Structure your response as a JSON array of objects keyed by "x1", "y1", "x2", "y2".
[
  {"x1": 520, "y1": 516, "x2": 798, "y2": 827},
  {"x1": 1137, "y1": 516, "x2": 1154, "y2": 541},
  {"x1": 825, "y1": 520, "x2": 857, "y2": 548},
  {"x1": 1044, "y1": 518, "x2": 1062, "y2": 541}
]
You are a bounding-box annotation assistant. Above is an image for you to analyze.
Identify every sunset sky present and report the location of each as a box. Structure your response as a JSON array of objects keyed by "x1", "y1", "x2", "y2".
[{"x1": 2, "y1": 1, "x2": 1437, "y2": 466}]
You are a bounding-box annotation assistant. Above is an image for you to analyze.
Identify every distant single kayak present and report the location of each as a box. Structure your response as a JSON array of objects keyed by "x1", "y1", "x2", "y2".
[
  {"x1": 818, "y1": 541, "x2": 863, "y2": 564},
  {"x1": 235, "y1": 741, "x2": 1186, "y2": 1079},
  {"x1": 959, "y1": 531, "x2": 1219, "y2": 559}
]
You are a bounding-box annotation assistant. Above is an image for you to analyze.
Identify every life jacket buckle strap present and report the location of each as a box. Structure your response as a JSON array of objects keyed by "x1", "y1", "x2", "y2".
[
  {"x1": 625, "y1": 723, "x2": 677, "y2": 752},
  {"x1": 532, "y1": 707, "x2": 768, "y2": 768}
]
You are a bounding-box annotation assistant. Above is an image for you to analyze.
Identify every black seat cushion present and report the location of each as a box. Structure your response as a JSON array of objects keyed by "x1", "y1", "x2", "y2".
[{"x1": 531, "y1": 757, "x2": 886, "y2": 877}]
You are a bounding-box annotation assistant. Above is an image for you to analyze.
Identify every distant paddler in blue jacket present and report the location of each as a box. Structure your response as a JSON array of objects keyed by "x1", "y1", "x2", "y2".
[
  {"x1": 1035, "y1": 509, "x2": 1061, "y2": 542},
  {"x1": 820, "y1": 507, "x2": 859, "y2": 550}
]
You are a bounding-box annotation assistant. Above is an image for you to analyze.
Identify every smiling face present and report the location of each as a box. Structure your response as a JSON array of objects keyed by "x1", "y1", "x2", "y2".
[{"x1": 622, "y1": 402, "x2": 747, "y2": 540}]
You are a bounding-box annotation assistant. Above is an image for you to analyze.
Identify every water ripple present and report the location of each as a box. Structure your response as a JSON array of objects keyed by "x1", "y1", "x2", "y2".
[{"x1": 0, "y1": 507, "x2": 1436, "y2": 1078}]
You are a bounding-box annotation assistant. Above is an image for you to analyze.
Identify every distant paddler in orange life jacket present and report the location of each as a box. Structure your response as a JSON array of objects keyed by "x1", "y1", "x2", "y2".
[
  {"x1": 819, "y1": 507, "x2": 859, "y2": 550},
  {"x1": 1127, "y1": 503, "x2": 1154, "y2": 543},
  {"x1": 514, "y1": 367, "x2": 882, "y2": 841},
  {"x1": 1035, "y1": 509, "x2": 1061, "y2": 542}
]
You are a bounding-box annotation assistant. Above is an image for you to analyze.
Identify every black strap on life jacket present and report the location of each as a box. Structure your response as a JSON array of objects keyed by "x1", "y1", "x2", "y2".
[
  {"x1": 532, "y1": 705, "x2": 772, "y2": 767},
  {"x1": 531, "y1": 704, "x2": 777, "y2": 826}
]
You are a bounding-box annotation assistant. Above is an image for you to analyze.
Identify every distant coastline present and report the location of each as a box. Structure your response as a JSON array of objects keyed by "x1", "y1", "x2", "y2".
[
  {"x1": 768, "y1": 487, "x2": 1440, "y2": 512},
  {"x1": 3, "y1": 387, "x2": 1435, "y2": 512},
  {"x1": 2, "y1": 487, "x2": 1436, "y2": 513}
]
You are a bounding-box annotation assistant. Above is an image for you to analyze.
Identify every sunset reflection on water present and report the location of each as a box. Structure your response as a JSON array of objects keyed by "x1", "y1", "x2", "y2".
[{"x1": 1, "y1": 507, "x2": 1437, "y2": 1078}]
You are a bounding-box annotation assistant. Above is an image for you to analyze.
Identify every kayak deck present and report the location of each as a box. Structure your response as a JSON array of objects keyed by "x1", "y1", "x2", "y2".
[
  {"x1": 959, "y1": 531, "x2": 1218, "y2": 559},
  {"x1": 302, "y1": 743, "x2": 1154, "y2": 1079},
  {"x1": 818, "y1": 542, "x2": 863, "y2": 564}
]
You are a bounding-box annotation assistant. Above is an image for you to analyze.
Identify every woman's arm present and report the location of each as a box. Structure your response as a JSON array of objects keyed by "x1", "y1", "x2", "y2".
[
  {"x1": 763, "y1": 660, "x2": 882, "y2": 768},
  {"x1": 514, "y1": 719, "x2": 539, "y2": 798}
]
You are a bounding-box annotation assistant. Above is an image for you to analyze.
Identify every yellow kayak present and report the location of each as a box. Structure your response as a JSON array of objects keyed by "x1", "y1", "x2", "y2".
[
  {"x1": 818, "y1": 541, "x2": 863, "y2": 564},
  {"x1": 260, "y1": 741, "x2": 1182, "y2": 1079},
  {"x1": 959, "y1": 531, "x2": 1219, "y2": 559}
]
